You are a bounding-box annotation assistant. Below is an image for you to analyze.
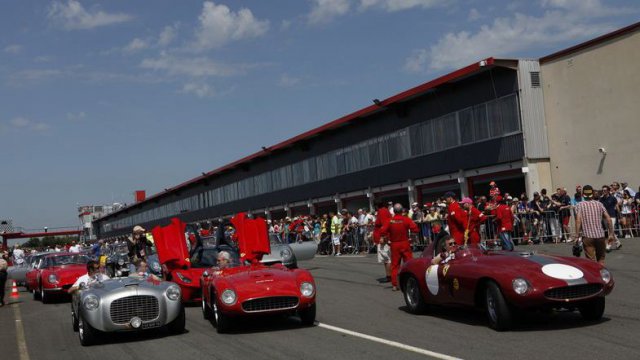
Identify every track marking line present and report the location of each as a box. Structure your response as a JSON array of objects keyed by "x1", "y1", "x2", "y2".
[
  {"x1": 317, "y1": 322, "x2": 463, "y2": 360},
  {"x1": 12, "y1": 303, "x2": 31, "y2": 360}
]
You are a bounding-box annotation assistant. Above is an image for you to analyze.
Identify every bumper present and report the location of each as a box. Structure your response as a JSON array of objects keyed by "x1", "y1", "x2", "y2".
[
  {"x1": 218, "y1": 296, "x2": 315, "y2": 317},
  {"x1": 505, "y1": 281, "x2": 614, "y2": 309}
]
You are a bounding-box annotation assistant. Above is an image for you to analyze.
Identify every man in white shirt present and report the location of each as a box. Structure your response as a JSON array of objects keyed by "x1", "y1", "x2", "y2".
[
  {"x1": 69, "y1": 241, "x2": 81, "y2": 253},
  {"x1": 12, "y1": 246, "x2": 25, "y2": 265},
  {"x1": 68, "y1": 260, "x2": 109, "y2": 294}
]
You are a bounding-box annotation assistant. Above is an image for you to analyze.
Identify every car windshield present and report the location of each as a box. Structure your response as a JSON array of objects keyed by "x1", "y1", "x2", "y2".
[
  {"x1": 110, "y1": 243, "x2": 129, "y2": 255},
  {"x1": 190, "y1": 246, "x2": 240, "y2": 269},
  {"x1": 47, "y1": 254, "x2": 89, "y2": 266}
]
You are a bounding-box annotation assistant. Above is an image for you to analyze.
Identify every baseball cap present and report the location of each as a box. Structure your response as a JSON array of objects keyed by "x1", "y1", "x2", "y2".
[
  {"x1": 489, "y1": 181, "x2": 496, "y2": 186},
  {"x1": 533, "y1": 191, "x2": 540, "y2": 196},
  {"x1": 443, "y1": 191, "x2": 456, "y2": 198},
  {"x1": 133, "y1": 225, "x2": 145, "y2": 233},
  {"x1": 412, "y1": 202, "x2": 418, "y2": 207},
  {"x1": 460, "y1": 197, "x2": 473, "y2": 205},
  {"x1": 582, "y1": 185, "x2": 594, "y2": 198}
]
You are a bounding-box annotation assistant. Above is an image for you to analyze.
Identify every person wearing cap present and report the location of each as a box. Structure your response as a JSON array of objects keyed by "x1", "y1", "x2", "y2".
[
  {"x1": 127, "y1": 225, "x2": 150, "y2": 271},
  {"x1": 574, "y1": 185, "x2": 615, "y2": 265},
  {"x1": 460, "y1": 197, "x2": 484, "y2": 246},
  {"x1": 330, "y1": 211, "x2": 343, "y2": 256},
  {"x1": 444, "y1": 191, "x2": 467, "y2": 246},
  {"x1": 380, "y1": 204, "x2": 419, "y2": 291},
  {"x1": 373, "y1": 202, "x2": 392, "y2": 282},
  {"x1": 492, "y1": 196, "x2": 515, "y2": 251},
  {"x1": 489, "y1": 181, "x2": 500, "y2": 198}
]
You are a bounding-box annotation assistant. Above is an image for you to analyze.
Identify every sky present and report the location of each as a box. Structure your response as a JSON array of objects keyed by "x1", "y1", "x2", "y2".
[{"x1": 0, "y1": 0, "x2": 637, "y2": 230}]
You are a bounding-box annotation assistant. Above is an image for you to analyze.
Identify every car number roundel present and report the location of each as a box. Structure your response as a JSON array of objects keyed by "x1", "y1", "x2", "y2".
[{"x1": 425, "y1": 265, "x2": 439, "y2": 295}]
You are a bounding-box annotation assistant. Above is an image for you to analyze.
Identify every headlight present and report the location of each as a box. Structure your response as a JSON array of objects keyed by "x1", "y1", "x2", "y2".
[
  {"x1": 600, "y1": 268, "x2": 611, "y2": 284},
  {"x1": 221, "y1": 289, "x2": 237, "y2": 305},
  {"x1": 175, "y1": 272, "x2": 192, "y2": 284},
  {"x1": 300, "y1": 282, "x2": 315, "y2": 297},
  {"x1": 166, "y1": 285, "x2": 181, "y2": 301},
  {"x1": 48, "y1": 274, "x2": 58, "y2": 284},
  {"x1": 83, "y1": 294, "x2": 99, "y2": 310},
  {"x1": 117, "y1": 258, "x2": 125, "y2": 266},
  {"x1": 280, "y1": 248, "x2": 293, "y2": 260},
  {"x1": 512, "y1": 278, "x2": 529, "y2": 295}
]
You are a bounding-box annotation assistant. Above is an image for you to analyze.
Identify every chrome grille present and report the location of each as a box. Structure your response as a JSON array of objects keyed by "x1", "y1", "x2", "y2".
[
  {"x1": 242, "y1": 296, "x2": 299, "y2": 313},
  {"x1": 110, "y1": 295, "x2": 159, "y2": 324},
  {"x1": 544, "y1": 284, "x2": 603, "y2": 301}
]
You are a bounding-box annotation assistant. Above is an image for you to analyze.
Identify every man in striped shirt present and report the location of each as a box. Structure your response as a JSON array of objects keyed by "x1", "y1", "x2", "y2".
[{"x1": 574, "y1": 185, "x2": 615, "y2": 265}]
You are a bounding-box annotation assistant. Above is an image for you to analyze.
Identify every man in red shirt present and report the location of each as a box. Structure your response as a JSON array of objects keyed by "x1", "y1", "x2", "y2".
[
  {"x1": 380, "y1": 204, "x2": 419, "y2": 291},
  {"x1": 489, "y1": 181, "x2": 501, "y2": 198},
  {"x1": 460, "y1": 197, "x2": 484, "y2": 246},
  {"x1": 373, "y1": 202, "x2": 392, "y2": 282},
  {"x1": 444, "y1": 191, "x2": 467, "y2": 245},
  {"x1": 492, "y1": 196, "x2": 515, "y2": 251}
]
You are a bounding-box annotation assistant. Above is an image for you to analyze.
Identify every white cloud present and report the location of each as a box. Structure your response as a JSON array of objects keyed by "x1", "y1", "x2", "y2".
[
  {"x1": 11, "y1": 69, "x2": 63, "y2": 81},
  {"x1": 34, "y1": 56, "x2": 52, "y2": 63},
  {"x1": 66, "y1": 111, "x2": 86, "y2": 121},
  {"x1": 180, "y1": 82, "x2": 216, "y2": 98},
  {"x1": 359, "y1": 0, "x2": 444, "y2": 12},
  {"x1": 280, "y1": 20, "x2": 292, "y2": 31},
  {"x1": 278, "y1": 74, "x2": 301, "y2": 87},
  {"x1": 158, "y1": 23, "x2": 179, "y2": 47},
  {"x1": 48, "y1": 0, "x2": 133, "y2": 30},
  {"x1": 4, "y1": 44, "x2": 23, "y2": 54},
  {"x1": 308, "y1": 0, "x2": 350, "y2": 24},
  {"x1": 140, "y1": 52, "x2": 242, "y2": 78},
  {"x1": 8, "y1": 117, "x2": 50, "y2": 132},
  {"x1": 192, "y1": 1, "x2": 269, "y2": 50},
  {"x1": 404, "y1": 0, "x2": 623, "y2": 72},
  {"x1": 468, "y1": 8, "x2": 483, "y2": 21},
  {"x1": 124, "y1": 38, "x2": 149, "y2": 52}
]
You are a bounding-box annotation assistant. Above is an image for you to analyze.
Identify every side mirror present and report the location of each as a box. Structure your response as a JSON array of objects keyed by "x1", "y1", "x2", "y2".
[{"x1": 203, "y1": 271, "x2": 209, "y2": 277}]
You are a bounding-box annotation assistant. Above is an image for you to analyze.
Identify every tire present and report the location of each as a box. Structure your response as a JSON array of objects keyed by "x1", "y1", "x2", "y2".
[
  {"x1": 72, "y1": 311, "x2": 79, "y2": 332},
  {"x1": 578, "y1": 297, "x2": 605, "y2": 321},
  {"x1": 33, "y1": 287, "x2": 41, "y2": 301},
  {"x1": 403, "y1": 276, "x2": 429, "y2": 314},
  {"x1": 485, "y1": 281, "x2": 513, "y2": 331},
  {"x1": 212, "y1": 300, "x2": 230, "y2": 334},
  {"x1": 78, "y1": 312, "x2": 98, "y2": 346},
  {"x1": 202, "y1": 290, "x2": 213, "y2": 320},
  {"x1": 299, "y1": 303, "x2": 316, "y2": 326},
  {"x1": 167, "y1": 305, "x2": 186, "y2": 334},
  {"x1": 40, "y1": 287, "x2": 50, "y2": 304}
]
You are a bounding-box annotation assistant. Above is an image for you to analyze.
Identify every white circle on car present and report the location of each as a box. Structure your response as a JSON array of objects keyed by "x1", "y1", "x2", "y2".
[
  {"x1": 425, "y1": 265, "x2": 439, "y2": 295},
  {"x1": 541, "y1": 264, "x2": 584, "y2": 280}
]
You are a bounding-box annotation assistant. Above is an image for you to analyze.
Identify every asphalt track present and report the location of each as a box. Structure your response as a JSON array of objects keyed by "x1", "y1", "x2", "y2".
[{"x1": 2, "y1": 240, "x2": 640, "y2": 360}]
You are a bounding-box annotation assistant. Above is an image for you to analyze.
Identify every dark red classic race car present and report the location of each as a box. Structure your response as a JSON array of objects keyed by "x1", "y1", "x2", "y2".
[
  {"x1": 399, "y1": 238, "x2": 614, "y2": 330},
  {"x1": 25, "y1": 252, "x2": 89, "y2": 303},
  {"x1": 199, "y1": 214, "x2": 316, "y2": 333}
]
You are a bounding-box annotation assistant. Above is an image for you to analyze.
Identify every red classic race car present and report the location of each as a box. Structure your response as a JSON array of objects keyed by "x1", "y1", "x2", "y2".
[
  {"x1": 199, "y1": 214, "x2": 316, "y2": 333},
  {"x1": 25, "y1": 252, "x2": 89, "y2": 303},
  {"x1": 399, "y1": 238, "x2": 614, "y2": 331}
]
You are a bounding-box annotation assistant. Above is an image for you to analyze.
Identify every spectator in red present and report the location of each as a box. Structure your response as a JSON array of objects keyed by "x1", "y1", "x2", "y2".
[
  {"x1": 445, "y1": 191, "x2": 467, "y2": 245},
  {"x1": 373, "y1": 202, "x2": 392, "y2": 283},
  {"x1": 493, "y1": 196, "x2": 515, "y2": 250},
  {"x1": 460, "y1": 197, "x2": 484, "y2": 246},
  {"x1": 380, "y1": 203, "x2": 419, "y2": 291},
  {"x1": 489, "y1": 181, "x2": 501, "y2": 198}
]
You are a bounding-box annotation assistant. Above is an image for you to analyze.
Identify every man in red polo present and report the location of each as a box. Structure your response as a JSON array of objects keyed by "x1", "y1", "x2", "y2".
[
  {"x1": 445, "y1": 191, "x2": 467, "y2": 245},
  {"x1": 460, "y1": 197, "x2": 484, "y2": 246},
  {"x1": 492, "y1": 196, "x2": 515, "y2": 250},
  {"x1": 373, "y1": 201, "x2": 392, "y2": 283},
  {"x1": 380, "y1": 204, "x2": 419, "y2": 291}
]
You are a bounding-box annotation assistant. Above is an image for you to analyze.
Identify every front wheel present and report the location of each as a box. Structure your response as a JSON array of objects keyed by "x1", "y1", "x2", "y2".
[
  {"x1": 40, "y1": 287, "x2": 50, "y2": 304},
  {"x1": 213, "y1": 301, "x2": 230, "y2": 333},
  {"x1": 72, "y1": 311, "x2": 79, "y2": 332},
  {"x1": 485, "y1": 282, "x2": 512, "y2": 331},
  {"x1": 167, "y1": 306, "x2": 186, "y2": 334},
  {"x1": 202, "y1": 291, "x2": 213, "y2": 320},
  {"x1": 299, "y1": 303, "x2": 316, "y2": 326},
  {"x1": 403, "y1": 276, "x2": 428, "y2": 314},
  {"x1": 78, "y1": 312, "x2": 99, "y2": 346},
  {"x1": 578, "y1": 297, "x2": 605, "y2": 321}
]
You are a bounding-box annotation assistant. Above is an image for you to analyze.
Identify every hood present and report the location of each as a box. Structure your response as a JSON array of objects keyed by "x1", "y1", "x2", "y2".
[
  {"x1": 231, "y1": 213, "x2": 270, "y2": 263},
  {"x1": 87, "y1": 276, "x2": 172, "y2": 294},
  {"x1": 152, "y1": 218, "x2": 189, "y2": 269},
  {"x1": 49, "y1": 265, "x2": 87, "y2": 285},
  {"x1": 216, "y1": 265, "x2": 300, "y2": 296}
]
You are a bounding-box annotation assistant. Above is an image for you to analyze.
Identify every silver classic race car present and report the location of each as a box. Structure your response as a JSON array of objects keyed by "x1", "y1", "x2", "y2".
[{"x1": 71, "y1": 276, "x2": 185, "y2": 346}]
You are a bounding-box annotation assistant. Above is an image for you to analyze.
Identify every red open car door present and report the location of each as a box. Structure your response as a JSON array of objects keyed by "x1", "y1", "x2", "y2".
[
  {"x1": 231, "y1": 213, "x2": 270, "y2": 263},
  {"x1": 151, "y1": 218, "x2": 190, "y2": 269}
]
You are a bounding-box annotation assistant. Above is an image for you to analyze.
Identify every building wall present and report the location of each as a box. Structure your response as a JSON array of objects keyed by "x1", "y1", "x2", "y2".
[{"x1": 541, "y1": 30, "x2": 640, "y2": 189}]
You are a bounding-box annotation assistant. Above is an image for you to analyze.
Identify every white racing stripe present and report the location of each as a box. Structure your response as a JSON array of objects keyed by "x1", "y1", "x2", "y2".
[
  {"x1": 317, "y1": 322, "x2": 463, "y2": 360},
  {"x1": 12, "y1": 303, "x2": 31, "y2": 360}
]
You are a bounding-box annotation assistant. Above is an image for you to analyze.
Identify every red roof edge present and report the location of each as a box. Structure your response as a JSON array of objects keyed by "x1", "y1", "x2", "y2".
[
  {"x1": 540, "y1": 21, "x2": 640, "y2": 64},
  {"x1": 98, "y1": 57, "x2": 499, "y2": 221}
]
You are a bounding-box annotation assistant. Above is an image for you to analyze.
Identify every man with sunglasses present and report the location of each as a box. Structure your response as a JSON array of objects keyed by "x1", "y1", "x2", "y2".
[
  {"x1": 432, "y1": 235, "x2": 458, "y2": 265},
  {"x1": 68, "y1": 260, "x2": 110, "y2": 294}
]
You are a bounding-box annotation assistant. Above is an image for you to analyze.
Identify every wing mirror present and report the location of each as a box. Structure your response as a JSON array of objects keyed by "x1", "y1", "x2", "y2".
[{"x1": 203, "y1": 271, "x2": 209, "y2": 277}]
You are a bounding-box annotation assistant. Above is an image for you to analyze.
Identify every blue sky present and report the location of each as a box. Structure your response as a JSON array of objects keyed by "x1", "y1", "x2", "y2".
[{"x1": 1, "y1": 0, "x2": 637, "y2": 230}]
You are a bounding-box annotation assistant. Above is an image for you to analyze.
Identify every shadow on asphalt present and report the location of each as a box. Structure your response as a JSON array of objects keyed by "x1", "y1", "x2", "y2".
[
  {"x1": 204, "y1": 315, "x2": 315, "y2": 335},
  {"x1": 88, "y1": 328, "x2": 190, "y2": 347},
  {"x1": 398, "y1": 305, "x2": 611, "y2": 331}
]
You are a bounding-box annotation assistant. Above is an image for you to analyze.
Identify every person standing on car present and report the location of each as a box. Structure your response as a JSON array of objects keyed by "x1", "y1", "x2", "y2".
[
  {"x1": 128, "y1": 225, "x2": 149, "y2": 272},
  {"x1": 444, "y1": 192, "x2": 467, "y2": 245},
  {"x1": 380, "y1": 204, "x2": 419, "y2": 291},
  {"x1": 575, "y1": 185, "x2": 615, "y2": 265}
]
